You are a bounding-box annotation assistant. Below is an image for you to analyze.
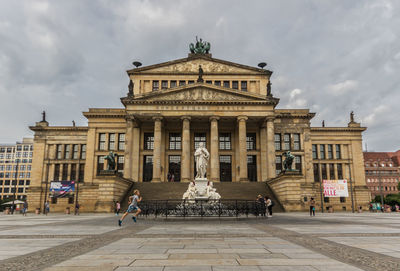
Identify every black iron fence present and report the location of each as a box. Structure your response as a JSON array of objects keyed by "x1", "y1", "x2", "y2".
[{"x1": 138, "y1": 199, "x2": 268, "y2": 218}]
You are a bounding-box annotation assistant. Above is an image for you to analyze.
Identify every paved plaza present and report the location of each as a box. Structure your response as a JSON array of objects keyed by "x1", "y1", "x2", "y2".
[{"x1": 0, "y1": 213, "x2": 400, "y2": 270}]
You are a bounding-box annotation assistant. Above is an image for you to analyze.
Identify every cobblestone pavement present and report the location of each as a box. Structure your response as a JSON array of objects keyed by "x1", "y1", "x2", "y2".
[{"x1": 1, "y1": 213, "x2": 400, "y2": 270}]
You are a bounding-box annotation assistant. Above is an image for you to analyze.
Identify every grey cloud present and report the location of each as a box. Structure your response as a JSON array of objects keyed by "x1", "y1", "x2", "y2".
[{"x1": 0, "y1": 0, "x2": 399, "y2": 151}]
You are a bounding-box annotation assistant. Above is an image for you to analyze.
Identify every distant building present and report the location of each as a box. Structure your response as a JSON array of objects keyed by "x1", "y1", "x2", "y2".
[
  {"x1": 0, "y1": 138, "x2": 33, "y2": 201},
  {"x1": 364, "y1": 150, "x2": 400, "y2": 198}
]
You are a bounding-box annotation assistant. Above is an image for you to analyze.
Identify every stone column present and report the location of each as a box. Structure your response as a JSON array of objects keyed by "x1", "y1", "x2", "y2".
[
  {"x1": 131, "y1": 122, "x2": 140, "y2": 182},
  {"x1": 260, "y1": 121, "x2": 268, "y2": 182},
  {"x1": 152, "y1": 117, "x2": 163, "y2": 182},
  {"x1": 266, "y1": 116, "x2": 276, "y2": 179},
  {"x1": 210, "y1": 116, "x2": 220, "y2": 182},
  {"x1": 237, "y1": 116, "x2": 248, "y2": 181},
  {"x1": 123, "y1": 115, "x2": 134, "y2": 179},
  {"x1": 181, "y1": 116, "x2": 191, "y2": 182}
]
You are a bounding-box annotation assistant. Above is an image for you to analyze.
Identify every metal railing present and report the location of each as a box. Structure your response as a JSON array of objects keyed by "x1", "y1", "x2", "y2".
[{"x1": 137, "y1": 199, "x2": 268, "y2": 218}]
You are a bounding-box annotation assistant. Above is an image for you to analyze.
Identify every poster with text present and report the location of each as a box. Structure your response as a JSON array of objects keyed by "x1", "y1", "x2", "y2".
[
  {"x1": 323, "y1": 179, "x2": 349, "y2": 197},
  {"x1": 49, "y1": 180, "x2": 75, "y2": 198}
]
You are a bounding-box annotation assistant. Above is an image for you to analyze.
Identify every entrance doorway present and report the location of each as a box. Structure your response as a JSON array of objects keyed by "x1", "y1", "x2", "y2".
[
  {"x1": 168, "y1": 155, "x2": 181, "y2": 182},
  {"x1": 247, "y1": 155, "x2": 257, "y2": 182},
  {"x1": 143, "y1": 155, "x2": 153, "y2": 182},
  {"x1": 219, "y1": 155, "x2": 232, "y2": 182}
]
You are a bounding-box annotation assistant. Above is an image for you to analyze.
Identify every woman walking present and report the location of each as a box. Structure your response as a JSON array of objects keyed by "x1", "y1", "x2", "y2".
[{"x1": 310, "y1": 197, "x2": 316, "y2": 216}]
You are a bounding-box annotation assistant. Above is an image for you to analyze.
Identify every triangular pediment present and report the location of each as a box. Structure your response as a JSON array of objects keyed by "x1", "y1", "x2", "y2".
[
  {"x1": 127, "y1": 55, "x2": 272, "y2": 75},
  {"x1": 132, "y1": 83, "x2": 271, "y2": 103}
]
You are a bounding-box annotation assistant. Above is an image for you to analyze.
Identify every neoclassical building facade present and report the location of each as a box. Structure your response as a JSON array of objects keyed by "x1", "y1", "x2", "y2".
[{"x1": 27, "y1": 46, "x2": 371, "y2": 212}]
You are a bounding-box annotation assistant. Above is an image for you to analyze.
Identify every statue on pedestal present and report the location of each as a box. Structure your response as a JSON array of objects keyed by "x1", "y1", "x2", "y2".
[
  {"x1": 104, "y1": 151, "x2": 117, "y2": 171},
  {"x1": 206, "y1": 182, "x2": 221, "y2": 200},
  {"x1": 194, "y1": 142, "x2": 209, "y2": 179},
  {"x1": 283, "y1": 151, "x2": 295, "y2": 171}
]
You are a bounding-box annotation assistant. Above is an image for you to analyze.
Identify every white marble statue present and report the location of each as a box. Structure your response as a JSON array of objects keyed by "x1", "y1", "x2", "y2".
[
  {"x1": 206, "y1": 182, "x2": 221, "y2": 200},
  {"x1": 182, "y1": 181, "x2": 197, "y2": 200},
  {"x1": 194, "y1": 142, "x2": 209, "y2": 179}
]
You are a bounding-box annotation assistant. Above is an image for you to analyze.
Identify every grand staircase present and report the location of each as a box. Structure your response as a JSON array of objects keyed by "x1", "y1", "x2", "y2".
[{"x1": 121, "y1": 181, "x2": 284, "y2": 212}]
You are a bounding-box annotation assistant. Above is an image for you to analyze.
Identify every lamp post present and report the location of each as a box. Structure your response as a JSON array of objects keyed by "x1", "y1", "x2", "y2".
[
  {"x1": 12, "y1": 160, "x2": 19, "y2": 214},
  {"x1": 348, "y1": 163, "x2": 355, "y2": 213},
  {"x1": 377, "y1": 167, "x2": 384, "y2": 211},
  {"x1": 74, "y1": 159, "x2": 80, "y2": 215},
  {"x1": 319, "y1": 161, "x2": 324, "y2": 213}
]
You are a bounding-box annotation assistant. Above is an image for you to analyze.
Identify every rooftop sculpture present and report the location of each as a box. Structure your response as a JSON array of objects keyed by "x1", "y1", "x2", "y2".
[{"x1": 189, "y1": 36, "x2": 211, "y2": 54}]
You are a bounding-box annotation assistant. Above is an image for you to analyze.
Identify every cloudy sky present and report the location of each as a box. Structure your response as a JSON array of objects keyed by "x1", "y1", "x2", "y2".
[{"x1": 0, "y1": 0, "x2": 399, "y2": 151}]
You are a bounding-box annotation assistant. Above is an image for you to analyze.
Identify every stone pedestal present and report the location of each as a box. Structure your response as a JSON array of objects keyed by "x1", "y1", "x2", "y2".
[{"x1": 194, "y1": 178, "x2": 208, "y2": 200}]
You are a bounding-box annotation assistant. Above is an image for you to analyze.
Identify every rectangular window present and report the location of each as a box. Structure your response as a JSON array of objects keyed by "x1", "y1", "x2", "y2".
[
  {"x1": 54, "y1": 164, "x2": 60, "y2": 181},
  {"x1": 4, "y1": 187, "x2": 9, "y2": 193},
  {"x1": 20, "y1": 165, "x2": 26, "y2": 171},
  {"x1": 5, "y1": 180, "x2": 10, "y2": 185},
  {"x1": 108, "y1": 133, "x2": 116, "y2": 150},
  {"x1": 23, "y1": 152, "x2": 28, "y2": 158},
  {"x1": 194, "y1": 133, "x2": 206, "y2": 150},
  {"x1": 295, "y1": 156, "x2": 302, "y2": 173},
  {"x1": 23, "y1": 145, "x2": 29, "y2": 151},
  {"x1": 152, "y1": 80, "x2": 159, "y2": 91},
  {"x1": 336, "y1": 145, "x2": 341, "y2": 159},
  {"x1": 11, "y1": 187, "x2": 16, "y2": 193},
  {"x1": 340, "y1": 197, "x2": 346, "y2": 203},
  {"x1": 51, "y1": 197, "x2": 57, "y2": 204},
  {"x1": 223, "y1": 81, "x2": 230, "y2": 88},
  {"x1": 62, "y1": 164, "x2": 68, "y2": 180},
  {"x1": 64, "y1": 145, "x2": 70, "y2": 159},
  {"x1": 18, "y1": 180, "x2": 24, "y2": 185},
  {"x1": 26, "y1": 180, "x2": 30, "y2": 185},
  {"x1": 206, "y1": 80, "x2": 212, "y2": 84},
  {"x1": 117, "y1": 156, "x2": 124, "y2": 171},
  {"x1": 188, "y1": 80, "x2": 194, "y2": 84},
  {"x1": 70, "y1": 164, "x2": 76, "y2": 180},
  {"x1": 274, "y1": 134, "x2": 281, "y2": 151},
  {"x1": 329, "y1": 163, "x2": 335, "y2": 179},
  {"x1": 312, "y1": 144, "x2": 318, "y2": 159},
  {"x1": 246, "y1": 133, "x2": 256, "y2": 150},
  {"x1": 232, "y1": 81, "x2": 239, "y2": 89},
  {"x1": 118, "y1": 134, "x2": 125, "y2": 150},
  {"x1": 293, "y1": 134, "x2": 300, "y2": 150},
  {"x1": 320, "y1": 144, "x2": 325, "y2": 159},
  {"x1": 324, "y1": 197, "x2": 330, "y2": 203},
  {"x1": 72, "y1": 145, "x2": 79, "y2": 159},
  {"x1": 219, "y1": 133, "x2": 231, "y2": 150},
  {"x1": 321, "y1": 163, "x2": 327, "y2": 180},
  {"x1": 337, "y1": 163, "x2": 343, "y2": 179},
  {"x1": 80, "y1": 144, "x2": 86, "y2": 159},
  {"x1": 219, "y1": 155, "x2": 232, "y2": 182},
  {"x1": 99, "y1": 133, "x2": 106, "y2": 150},
  {"x1": 247, "y1": 155, "x2": 257, "y2": 182},
  {"x1": 144, "y1": 133, "x2": 154, "y2": 150},
  {"x1": 78, "y1": 164, "x2": 85, "y2": 182},
  {"x1": 283, "y1": 134, "x2": 291, "y2": 150},
  {"x1": 241, "y1": 81, "x2": 247, "y2": 91},
  {"x1": 313, "y1": 164, "x2": 319, "y2": 182},
  {"x1": 56, "y1": 145, "x2": 62, "y2": 159},
  {"x1": 19, "y1": 172, "x2": 24, "y2": 178},
  {"x1": 214, "y1": 80, "x2": 221, "y2": 86},
  {"x1": 327, "y1": 144, "x2": 333, "y2": 159},
  {"x1": 168, "y1": 155, "x2": 181, "y2": 182},
  {"x1": 169, "y1": 133, "x2": 182, "y2": 150},
  {"x1": 276, "y1": 155, "x2": 282, "y2": 175},
  {"x1": 17, "y1": 146, "x2": 22, "y2": 151},
  {"x1": 97, "y1": 156, "x2": 104, "y2": 174},
  {"x1": 170, "y1": 80, "x2": 177, "y2": 88},
  {"x1": 143, "y1": 155, "x2": 153, "y2": 182},
  {"x1": 179, "y1": 80, "x2": 186, "y2": 86},
  {"x1": 26, "y1": 172, "x2": 30, "y2": 178},
  {"x1": 161, "y1": 80, "x2": 168, "y2": 89}
]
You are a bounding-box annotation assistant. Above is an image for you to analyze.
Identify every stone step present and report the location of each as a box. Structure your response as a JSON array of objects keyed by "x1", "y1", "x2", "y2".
[{"x1": 121, "y1": 181, "x2": 284, "y2": 212}]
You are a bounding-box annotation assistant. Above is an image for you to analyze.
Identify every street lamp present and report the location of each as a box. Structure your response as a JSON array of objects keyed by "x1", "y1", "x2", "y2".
[
  {"x1": 348, "y1": 163, "x2": 355, "y2": 213},
  {"x1": 12, "y1": 160, "x2": 19, "y2": 214}
]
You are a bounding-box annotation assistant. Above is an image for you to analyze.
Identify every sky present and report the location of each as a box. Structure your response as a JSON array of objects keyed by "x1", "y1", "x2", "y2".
[{"x1": 0, "y1": 0, "x2": 399, "y2": 151}]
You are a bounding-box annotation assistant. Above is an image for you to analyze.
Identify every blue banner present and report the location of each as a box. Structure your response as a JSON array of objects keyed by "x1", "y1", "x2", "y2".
[{"x1": 50, "y1": 181, "x2": 75, "y2": 198}]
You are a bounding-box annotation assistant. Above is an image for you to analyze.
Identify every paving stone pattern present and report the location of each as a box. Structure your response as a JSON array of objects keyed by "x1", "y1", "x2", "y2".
[{"x1": 1, "y1": 213, "x2": 400, "y2": 270}]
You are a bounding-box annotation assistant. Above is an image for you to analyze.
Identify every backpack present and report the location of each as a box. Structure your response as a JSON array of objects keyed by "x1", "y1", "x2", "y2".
[{"x1": 270, "y1": 200, "x2": 275, "y2": 207}]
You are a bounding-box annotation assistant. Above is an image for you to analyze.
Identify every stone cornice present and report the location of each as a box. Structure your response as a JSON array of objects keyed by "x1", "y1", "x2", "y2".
[
  {"x1": 275, "y1": 113, "x2": 315, "y2": 120},
  {"x1": 127, "y1": 54, "x2": 273, "y2": 75},
  {"x1": 29, "y1": 126, "x2": 89, "y2": 132},
  {"x1": 311, "y1": 127, "x2": 367, "y2": 132},
  {"x1": 121, "y1": 99, "x2": 278, "y2": 106}
]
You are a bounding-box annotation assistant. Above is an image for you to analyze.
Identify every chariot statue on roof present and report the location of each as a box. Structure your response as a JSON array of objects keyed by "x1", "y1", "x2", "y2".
[{"x1": 189, "y1": 36, "x2": 211, "y2": 54}]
